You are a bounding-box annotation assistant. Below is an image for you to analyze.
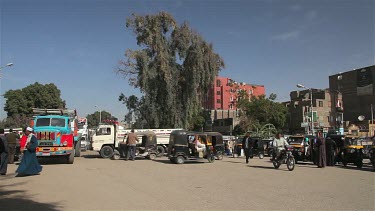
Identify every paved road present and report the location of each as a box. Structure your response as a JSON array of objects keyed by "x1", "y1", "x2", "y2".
[{"x1": 1, "y1": 151, "x2": 374, "y2": 210}]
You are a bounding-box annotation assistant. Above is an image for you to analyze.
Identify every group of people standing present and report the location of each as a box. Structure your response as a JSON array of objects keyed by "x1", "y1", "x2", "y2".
[{"x1": 0, "y1": 127, "x2": 42, "y2": 176}]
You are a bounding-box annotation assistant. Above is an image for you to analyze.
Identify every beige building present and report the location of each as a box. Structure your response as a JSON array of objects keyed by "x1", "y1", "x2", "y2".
[{"x1": 284, "y1": 89, "x2": 341, "y2": 134}]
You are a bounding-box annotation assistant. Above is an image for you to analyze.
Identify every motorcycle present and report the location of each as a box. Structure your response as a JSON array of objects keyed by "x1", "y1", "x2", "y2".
[{"x1": 272, "y1": 146, "x2": 295, "y2": 171}]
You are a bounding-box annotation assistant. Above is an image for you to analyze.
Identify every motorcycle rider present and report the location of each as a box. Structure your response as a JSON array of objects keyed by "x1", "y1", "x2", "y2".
[{"x1": 272, "y1": 132, "x2": 289, "y2": 160}]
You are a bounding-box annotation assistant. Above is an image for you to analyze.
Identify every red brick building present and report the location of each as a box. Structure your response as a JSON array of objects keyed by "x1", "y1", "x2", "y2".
[{"x1": 203, "y1": 76, "x2": 265, "y2": 110}]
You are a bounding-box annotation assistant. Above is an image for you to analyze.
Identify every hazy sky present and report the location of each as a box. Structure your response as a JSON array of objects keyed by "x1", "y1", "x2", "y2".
[{"x1": 0, "y1": 0, "x2": 374, "y2": 120}]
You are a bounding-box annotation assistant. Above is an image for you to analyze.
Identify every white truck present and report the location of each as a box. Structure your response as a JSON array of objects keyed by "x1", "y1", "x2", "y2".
[{"x1": 91, "y1": 124, "x2": 181, "y2": 158}]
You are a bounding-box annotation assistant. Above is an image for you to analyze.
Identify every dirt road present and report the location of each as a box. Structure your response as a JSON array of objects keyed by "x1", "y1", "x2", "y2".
[{"x1": 1, "y1": 151, "x2": 374, "y2": 210}]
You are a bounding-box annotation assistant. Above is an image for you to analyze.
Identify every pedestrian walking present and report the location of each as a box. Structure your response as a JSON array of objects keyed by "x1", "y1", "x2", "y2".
[
  {"x1": 325, "y1": 137, "x2": 337, "y2": 166},
  {"x1": 125, "y1": 129, "x2": 139, "y2": 161},
  {"x1": 315, "y1": 132, "x2": 326, "y2": 168},
  {"x1": 242, "y1": 132, "x2": 253, "y2": 164},
  {"x1": 0, "y1": 129, "x2": 9, "y2": 175},
  {"x1": 6, "y1": 128, "x2": 20, "y2": 164},
  {"x1": 16, "y1": 127, "x2": 42, "y2": 176}
]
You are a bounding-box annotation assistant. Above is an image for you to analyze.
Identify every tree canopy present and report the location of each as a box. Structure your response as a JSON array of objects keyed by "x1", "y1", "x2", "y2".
[
  {"x1": 86, "y1": 111, "x2": 115, "y2": 128},
  {"x1": 117, "y1": 12, "x2": 224, "y2": 129},
  {"x1": 236, "y1": 94, "x2": 287, "y2": 132},
  {"x1": 3, "y1": 82, "x2": 66, "y2": 118}
]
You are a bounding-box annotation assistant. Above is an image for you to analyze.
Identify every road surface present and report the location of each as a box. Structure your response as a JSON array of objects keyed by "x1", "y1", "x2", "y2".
[{"x1": 1, "y1": 151, "x2": 374, "y2": 210}]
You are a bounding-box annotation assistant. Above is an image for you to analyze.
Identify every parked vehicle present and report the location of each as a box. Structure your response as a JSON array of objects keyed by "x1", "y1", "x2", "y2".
[
  {"x1": 251, "y1": 137, "x2": 265, "y2": 159},
  {"x1": 205, "y1": 132, "x2": 224, "y2": 160},
  {"x1": 272, "y1": 146, "x2": 295, "y2": 171},
  {"x1": 91, "y1": 124, "x2": 181, "y2": 158},
  {"x1": 288, "y1": 135, "x2": 315, "y2": 163},
  {"x1": 112, "y1": 131, "x2": 158, "y2": 160},
  {"x1": 342, "y1": 135, "x2": 363, "y2": 168},
  {"x1": 167, "y1": 130, "x2": 215, "y2": 164},
  {"x1": 369, "y1": 140, "x2": 375, "y2": 170},
  {"x1": 21, "y1": 108, "x2": 82, "y2": 164}
]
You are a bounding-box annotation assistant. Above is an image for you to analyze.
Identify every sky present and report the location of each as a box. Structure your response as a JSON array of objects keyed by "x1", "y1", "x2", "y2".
[{"x1": 0, "y1": 0, "x2": 374, "y2": 120}]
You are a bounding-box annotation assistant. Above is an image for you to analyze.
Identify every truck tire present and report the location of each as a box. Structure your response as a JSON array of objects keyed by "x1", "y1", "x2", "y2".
[
  {"x1": 75, "y1": 141, "x2": 81, "y2": 157},
  {"x1": 67, "y1": 151, "x2": 74, "y2": 164},
  {"x1": 100, "y1": 146, "x2": 114, "y2": 159}
]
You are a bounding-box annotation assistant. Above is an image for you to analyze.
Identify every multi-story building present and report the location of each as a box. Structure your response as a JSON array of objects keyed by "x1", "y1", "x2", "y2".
[
  {"x1": 203, "y1": 76, "x2": 265, "y2": 110},
  {"x1": 203, "y1": 76, "x2": 265, "y2": 134},
  {"x1": 329, "y1": 65, "x2": 375, "y2": 136},
  {"x1": 284, "y1": 89, "x2": 340, "y2": 135}
]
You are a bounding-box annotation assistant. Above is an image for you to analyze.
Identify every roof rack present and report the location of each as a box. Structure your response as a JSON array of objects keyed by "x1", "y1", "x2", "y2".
[{"x1": 32, "y1": 108, "x2": 77, "y2": 118}]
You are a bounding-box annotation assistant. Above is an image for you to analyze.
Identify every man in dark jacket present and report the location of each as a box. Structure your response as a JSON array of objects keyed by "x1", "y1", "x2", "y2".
[
  {"x1": 242, "y1": 132, "x2": 253, "y2": 164},
  {"x1": 6, "y1": 128, "x2": 20, "y2": 164},
  {"x1": 0, "y1": 129, "x2": 9, "y2": 175}
]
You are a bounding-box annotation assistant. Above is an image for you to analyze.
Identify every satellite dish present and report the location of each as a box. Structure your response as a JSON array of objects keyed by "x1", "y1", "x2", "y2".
[{"x1": 358, "y1": 115, "x2": 365, "y2": 121}]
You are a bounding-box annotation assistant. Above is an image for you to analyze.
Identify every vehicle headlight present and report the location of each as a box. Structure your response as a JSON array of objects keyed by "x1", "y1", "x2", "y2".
[
  {"x1": 350, "y1": 149, "x2": 355, "y2": 153},
  {"x1": 63, "y1": 141, "x2": 68, "y2": 146}
]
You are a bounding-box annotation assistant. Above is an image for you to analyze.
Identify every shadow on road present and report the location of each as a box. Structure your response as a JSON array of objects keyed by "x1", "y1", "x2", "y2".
[
  {"x1": 81, "y1": 154, "x2": 102, "y2": 159},
  {"x1": 0, "y1": 176, "x2": 62, "y2": 210},
  {"x1": 337, "y1": 165, "x2": 374, "y2": 172},
  {"x1": 249, "y1": 165, "x2": 292, "y2": 171},
  {"x1": 152, "y1": 159, "x2": 206, "y2": 165},
  {"x1": 222, "y1": 160, "x2": 244, "y2": 164}
]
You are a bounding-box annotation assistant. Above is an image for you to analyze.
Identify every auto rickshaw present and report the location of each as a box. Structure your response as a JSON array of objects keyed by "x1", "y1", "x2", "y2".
[
  {"x1": 325, "y1": 134, "x2": 345, "y2": 163},
  {"x1": 205, "y1": 132, "x2": 224, "y2": 160},
  {"x1": 167, "y1": 130, "x2": 215, "y2": 164},
  {"x1": 369, "y1": 138, "x2": 375, "y2": 170},
  {"x1": 288, "y1": 135, "x2": 315, "y2": 163},
  {"x1": 342, "y1": 135, "x2": 363, "y2": 168},
  {"x1": 112, "y1": 131, "x2": 158, "y2": 160},
  {"x1": 250, "y1": 137, "x2": 265, "y2": 159}
]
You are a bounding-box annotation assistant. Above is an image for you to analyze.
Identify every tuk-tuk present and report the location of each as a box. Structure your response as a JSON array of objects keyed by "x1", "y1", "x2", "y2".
[
  {"x1": 264, "y1": 139, "x2": 274, "y2": 157},
  {"x1": 251, "y1": 137, "x2": 265, "y2": 159},
  {"x1": 205, "y1": 132, "x2": 224, "y2": 160},
  {"x1": 288, "y1": 135, "x2": 315, "y2": 163},
  {"x1": 342, "y1": 135, "x2": 363, "y2": 168},
  {"x1": 325, "y1": 134, "x2": 345, "y2": 163},
  {"x1": 112, "y1": 131, "x2": 158, "y2": 160},
  {"x1": 167, "y1": 130, "x2": 215, "y2": 164},
  {"x1": 369, "y1": 138, "x2": 375, "y2": 170}
]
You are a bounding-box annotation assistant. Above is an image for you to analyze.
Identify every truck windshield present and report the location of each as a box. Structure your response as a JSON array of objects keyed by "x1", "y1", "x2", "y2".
[{"x1": 36, "y1": 118, "x2": 65, "y2": 127}]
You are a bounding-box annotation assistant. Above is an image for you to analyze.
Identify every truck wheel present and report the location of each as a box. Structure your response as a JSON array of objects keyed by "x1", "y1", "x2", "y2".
[
  {"x1": 156, "y1": 146, "x2": 165, "y2": 157},
  {"x1": 100, "y1": 146, "x2": 114, "y2": 159},
  {"x1": 67, "y1": 152, "x2": 74, "y2": 164},
  {"x1": 75, "y1": 141, "x2": 81, "y2": 157}
]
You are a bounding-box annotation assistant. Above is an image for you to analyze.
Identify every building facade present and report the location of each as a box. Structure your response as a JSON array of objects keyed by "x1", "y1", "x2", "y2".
[
  {"x1": 284, "y1": 89, "x2": 339, "y2": 135},
  {"x1": 203, "y1": 76, "x2": 265, "y2": 110},
  {"x1": 329, "y1": 65, "x2": 375, "y2": 136}
]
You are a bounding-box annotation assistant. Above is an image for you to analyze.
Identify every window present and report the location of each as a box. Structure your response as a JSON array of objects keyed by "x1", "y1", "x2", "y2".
[
  {"x1": 36, "y1": 118, "x2": 50, "y2": 127},
  {"x1": 216, "y1": 91, "x2": 221, "y2": 95},
  {"x1": 216, "y1": 80, "x2": 221, "y2": 87},
  {"x1": 249, "y1": 90, "x2": 253, "y2": 95},
  {"x1": 51, "y1": 118, "x2": 66, "y2": 127},
  {"x1": 216, "y1": 99, "x2": 221, "y2": 103},
  {"x1": 319, "y1": 101, "x2": 323, "y2": 107},
  {"x1": 229, "y1": 104, "x2": 233, "y2": 109}
]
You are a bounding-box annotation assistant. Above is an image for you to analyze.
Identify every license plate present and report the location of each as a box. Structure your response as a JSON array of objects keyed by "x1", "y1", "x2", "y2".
[{"x1": 41, "y1": 153, "x2": 50, "y2": 156}]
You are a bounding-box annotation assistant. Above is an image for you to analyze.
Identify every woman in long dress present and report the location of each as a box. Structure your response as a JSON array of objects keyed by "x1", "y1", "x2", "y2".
[{"x1": 16, "y1": 127, "x2": 42, "y2": 176}]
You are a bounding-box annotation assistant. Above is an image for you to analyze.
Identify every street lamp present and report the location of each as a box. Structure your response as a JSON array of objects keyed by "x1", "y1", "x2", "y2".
[
  {"x1": 0, "y1": 62, "x2": 14, "y2": 119},
  {"x1": 95, "y1": 105, "x2": 102, "y2": 124},
  {"x1": 296, "y1": 84, "x2": 314, "y2": 135}
]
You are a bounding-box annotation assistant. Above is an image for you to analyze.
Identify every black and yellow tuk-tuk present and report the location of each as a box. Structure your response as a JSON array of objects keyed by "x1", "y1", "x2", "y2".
[
  {"x1": 342, "y1": 135, "x2": 363, "y2": 168},
  {"x1": 205, "y1": 132, "x2": 224, "y2": 160},
  {"x1": 167, "y1": 130, "x2": 215, "y2": 164},
  {"x1": 288, "y1": 135, "x2": 315, "y2": 163},
  {"x1": 112, "y1": 131, "x2": 158, "y2": 160}
]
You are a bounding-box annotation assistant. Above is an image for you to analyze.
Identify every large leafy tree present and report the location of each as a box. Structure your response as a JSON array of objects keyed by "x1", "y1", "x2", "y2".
[
  {"x1": 86, "y1": 111, "x2": 115, "y2": 128},
  {"x1": 237, "y1": 94, "x2": 287, "y2": 131},
  {"x1": 2, "y1": 82, "x2": 66, "y2": 127},
  {"x1": 117, "y1": 12, "x2": 224, "y2": 129}
]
